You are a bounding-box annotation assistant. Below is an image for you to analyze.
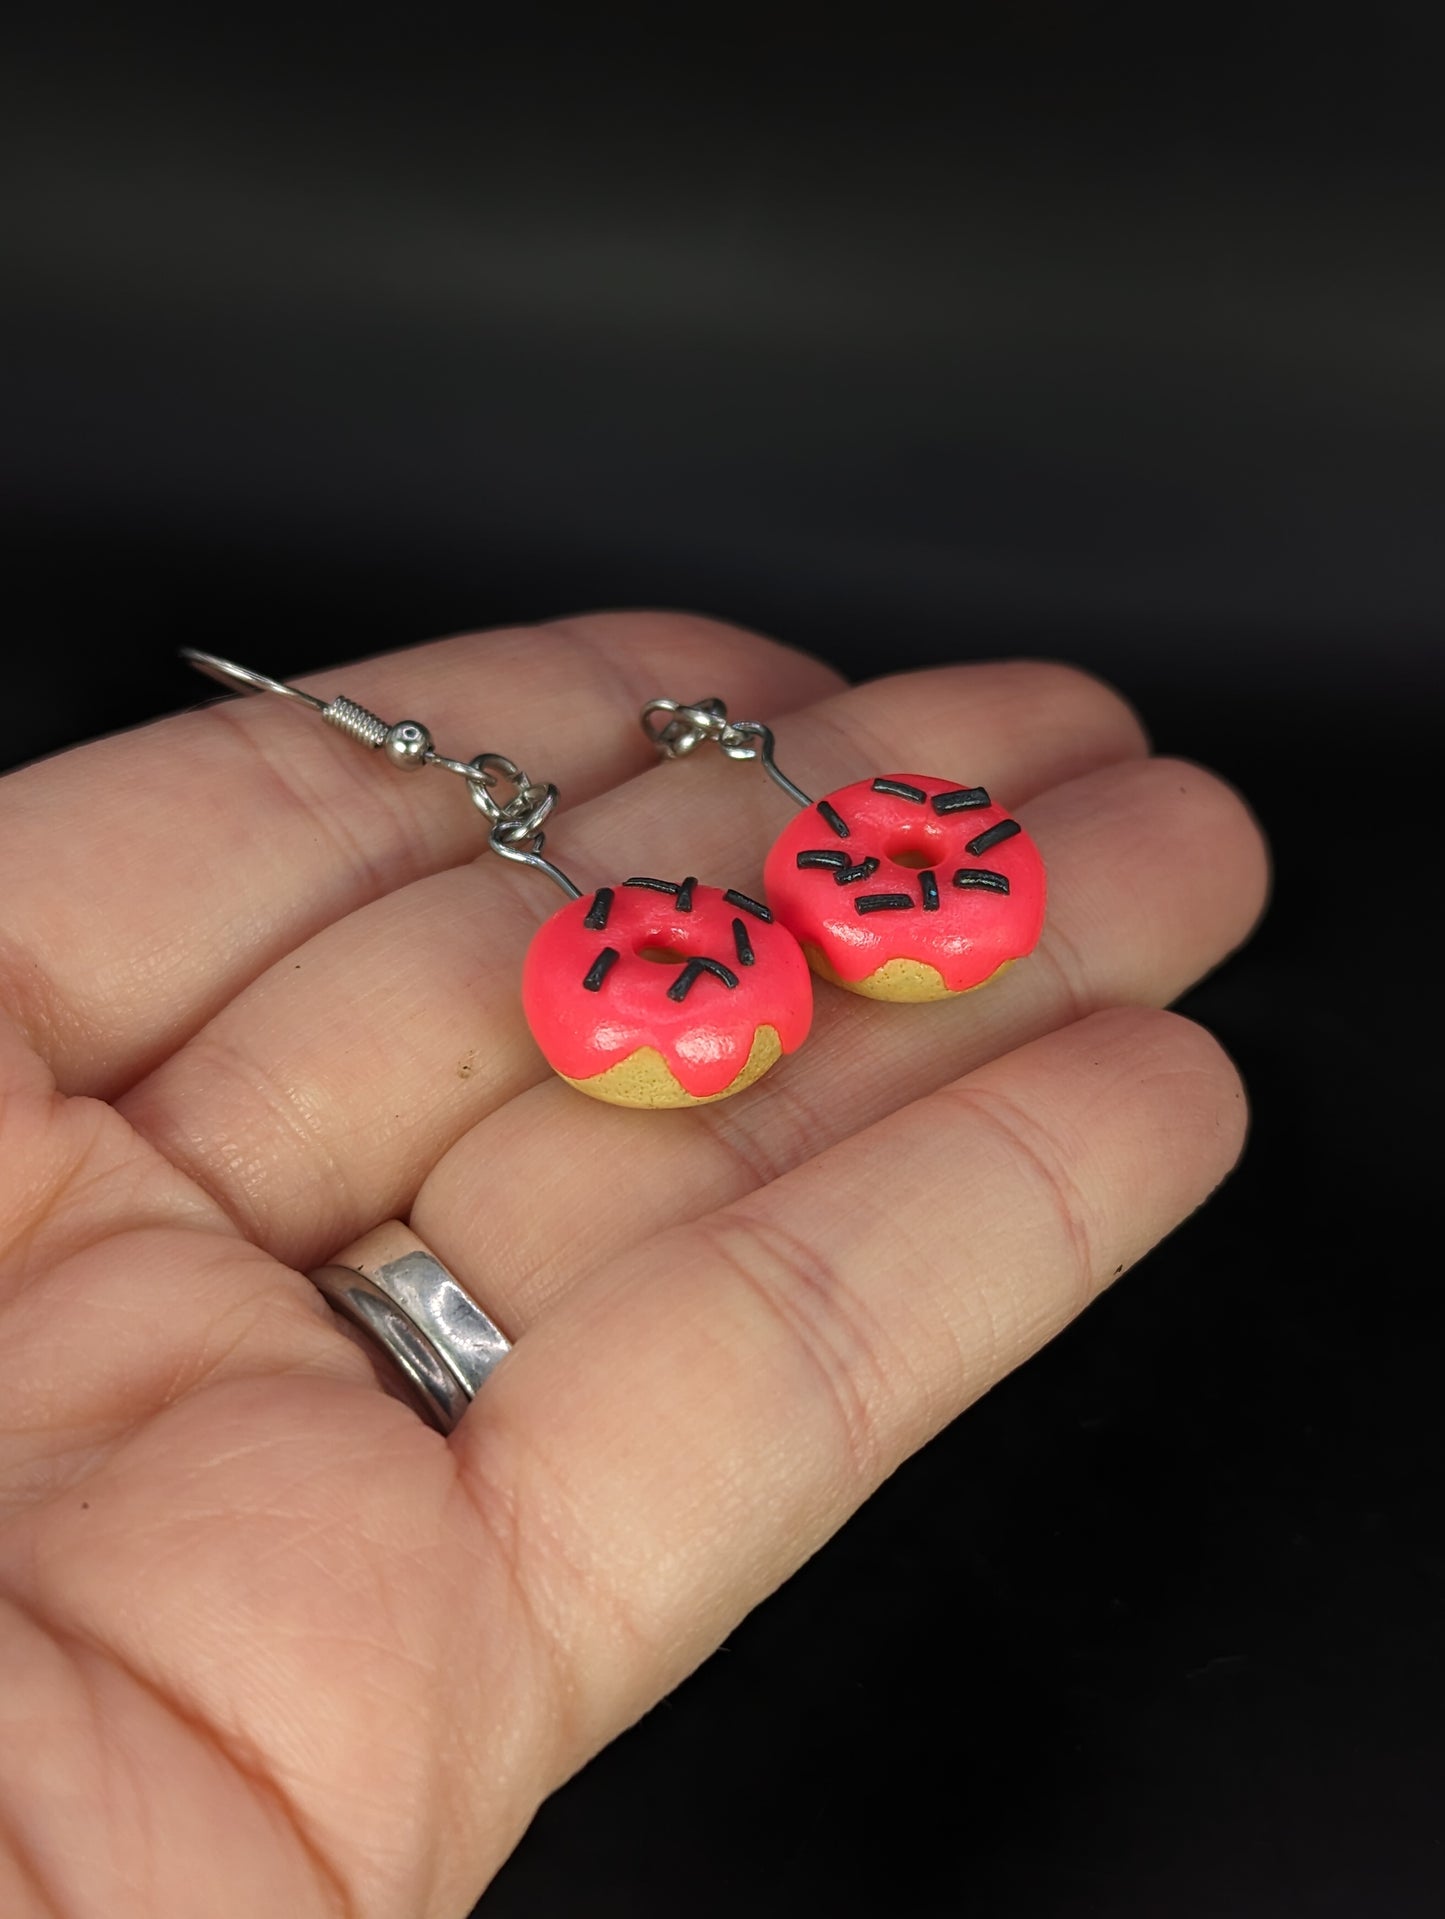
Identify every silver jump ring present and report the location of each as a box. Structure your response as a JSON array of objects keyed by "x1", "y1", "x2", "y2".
[
  {"x1": 640, "y1": 697, "x2": 736, "y2": 758},
  {"x1": 466, "y1": 753, "x2": 557, "y2": 826},
  {"x1": 309, "y1": 1223, "x2": 512, "y2": 1434},
  {"x1": 641, "y1": 696, "x2": 815, "y2": 809},
  {"x1": 465, "y1": 753, "x2": 522, "y2": 824},
  {"x1": 477, "y1": 782, "x2": 558, "y2": 842}
]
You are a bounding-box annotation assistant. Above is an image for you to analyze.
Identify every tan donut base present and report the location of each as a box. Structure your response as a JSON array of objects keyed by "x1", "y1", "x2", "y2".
[
  {"x1": 804, "y1": 945, "x2": 1014, "y2": 1003},
  {"x1": 560, "y1": 1024, "x2": 784, "y2": 1109}
]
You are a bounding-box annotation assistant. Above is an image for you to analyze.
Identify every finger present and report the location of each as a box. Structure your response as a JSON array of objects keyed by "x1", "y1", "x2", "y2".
[
  {"x1": 0, "y1": 1224, "x2": 376, "y2": 1503},
  {"x1": 120, "y1": 661, "x2": 1148, "y2": 1264},
  {"x1": 457, "y1": 1006, "x2": 1248, "y2": 1778},
  {"x1": 0, "y1": 1232, "x2": 531, "y2": 1917},
  {"x1": 0, "y1": 1010, "x2": 232, "y2": 1315},
  {"x1": 0, "y1": 613, "x2": 839, "y2": 1097},
  {"x1": 414, "y1": 753, "x2": 1267, "y2": 1328}
]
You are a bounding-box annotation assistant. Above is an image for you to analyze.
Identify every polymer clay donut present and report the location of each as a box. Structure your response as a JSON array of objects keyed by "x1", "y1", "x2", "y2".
[
  {"x1": 763, "y1": 774, "x2": 1046, "y2": 1002},
  {"x1": 522, "y1": 877, "x2": 814, "y2": 1108}
]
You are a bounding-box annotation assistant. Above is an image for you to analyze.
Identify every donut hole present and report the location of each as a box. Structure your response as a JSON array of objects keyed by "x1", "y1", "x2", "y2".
[
  {"x1": 888, "y1": 840, "x2": 943, "y2": 870},
  {"x1": 636, "y1": 943, "x2": 692, "y2": 965}
]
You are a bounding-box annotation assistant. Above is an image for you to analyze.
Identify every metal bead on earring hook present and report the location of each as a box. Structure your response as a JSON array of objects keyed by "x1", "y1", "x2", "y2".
[{"x1": 381, "y1": 719, "x2": 434, "y2": 767}]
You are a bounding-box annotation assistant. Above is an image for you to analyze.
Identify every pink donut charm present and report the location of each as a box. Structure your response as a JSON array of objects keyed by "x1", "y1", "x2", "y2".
[
  {"x1": 522, "y1": 876, "x2": 813, "y2": 1108},
  {"x1": 763, "y1": 774, "x2": 1046, "y2": 1002}
]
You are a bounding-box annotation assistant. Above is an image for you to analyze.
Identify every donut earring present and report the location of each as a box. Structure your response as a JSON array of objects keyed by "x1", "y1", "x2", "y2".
[
  {"x1": 641, "y1": 697, "x2": 1046, "y2": 1003},
  {"x1": 183, "y1": 652, "x2": 813, "y2": 1109}
]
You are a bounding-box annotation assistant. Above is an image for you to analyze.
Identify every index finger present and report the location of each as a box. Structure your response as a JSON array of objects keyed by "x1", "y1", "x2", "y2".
[{"x1": 0, "y1": 614, "x2": 840, "y2": 1097}]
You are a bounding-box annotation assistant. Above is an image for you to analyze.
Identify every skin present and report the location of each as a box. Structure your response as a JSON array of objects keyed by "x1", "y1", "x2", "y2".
[{"x1": 0, "y1": 613, "x2": 1268, "y2": 1917}]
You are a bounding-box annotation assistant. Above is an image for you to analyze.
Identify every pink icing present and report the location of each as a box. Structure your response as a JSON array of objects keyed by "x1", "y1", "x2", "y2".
[
  {"x1": 763, "y1": 773, "x2": 1046, "y2": 993},
  {"x1": 523, "y1": 879, "x2": 813, "y2": 1098}
]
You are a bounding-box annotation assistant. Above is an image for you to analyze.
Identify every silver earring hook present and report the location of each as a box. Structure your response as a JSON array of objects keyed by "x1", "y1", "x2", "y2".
[
  {"x1": 184, "y1": 649, "x2": 333, "y2": 714},
  {"x1": 184, "y1": 646, "x2": 485, "y2": 781},
  {"x1": 182, "y1": 648, "x2": 582, "y2": 899},
  {"x1": 640, "y1": 697, "x2": 814, "y2": 810}
]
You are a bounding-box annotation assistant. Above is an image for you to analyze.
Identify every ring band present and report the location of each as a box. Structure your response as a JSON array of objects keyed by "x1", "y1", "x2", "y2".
[{"x1": 309, "y1": 1222, "x2": 512, "y2": 1434}]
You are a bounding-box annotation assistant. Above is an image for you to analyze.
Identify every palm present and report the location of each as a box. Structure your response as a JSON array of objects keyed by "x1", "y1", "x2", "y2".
[{"x1": 0, "y1": 615, "x2": 1265, "y2": 1917}]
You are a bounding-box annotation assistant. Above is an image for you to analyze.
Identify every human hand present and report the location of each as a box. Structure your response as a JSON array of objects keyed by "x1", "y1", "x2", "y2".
[{"x1": 0, "y1": 614, "x2": 1266, "y2": 1916}]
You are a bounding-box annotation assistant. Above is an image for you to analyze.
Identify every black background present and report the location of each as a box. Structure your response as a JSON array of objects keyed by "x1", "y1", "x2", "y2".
[{"x1": 4, "y1": 9, "x2": 1441, "y2": 1915}]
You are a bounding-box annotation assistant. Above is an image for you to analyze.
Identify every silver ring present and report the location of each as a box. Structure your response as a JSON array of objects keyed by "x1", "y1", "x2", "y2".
[{"x1": 309, "y1": 1222, "x2": 512, "y2": 1434}]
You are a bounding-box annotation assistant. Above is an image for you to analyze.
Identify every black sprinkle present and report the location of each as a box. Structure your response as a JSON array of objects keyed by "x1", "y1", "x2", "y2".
[
  {"x1": 666, "y1": 962, "x2": 703, "y2": 1003},
  {"x1": 725, "y1": 889, "x2": 773, "y2": 922},
  {"x1": 583, "y1": 947, "x2": 620, "y2": 991},
  {"x1": 873, "y1": 777, "x2": 928, "y2": 803},
  {"x1": 666, "y1": 956, "x2": 741, "y2": 1001},
  {"x1": 797, "y1": 849, "x2": 849, "y2": 871},
  {"x1": 834, "y1": 857, "x2": 881, "y2": 886},
  {"x1": 965, "y1": 819, "x2": 1022, "y2": 857},
  {"x1": 855, "y1": 892, "x2": 915, "y2": 914},
  {"x1": 817, "y1": 800, "x2": 850, "y2": 839},
  {"x1": 676, "y1": 875, "x2": 697, "y2": 912},
  {"x1": 582, "y1": 886, "x2": 614, "y2": 931},
  {"x1": 625, "y1": 876, "x2": 679, "y2": 895},
  {"x1": 952, "y1": 868, "x2": 1011, "y2": 895},
  {"x1": 932, "y1": 786, "x2": 991, "y2": 814},
  {"x1": 732, "y1": 917, "x2": 755, "y2": 966},
  {"x1": 920, "y1": 871, "x2": 940, "y2": 910}
]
